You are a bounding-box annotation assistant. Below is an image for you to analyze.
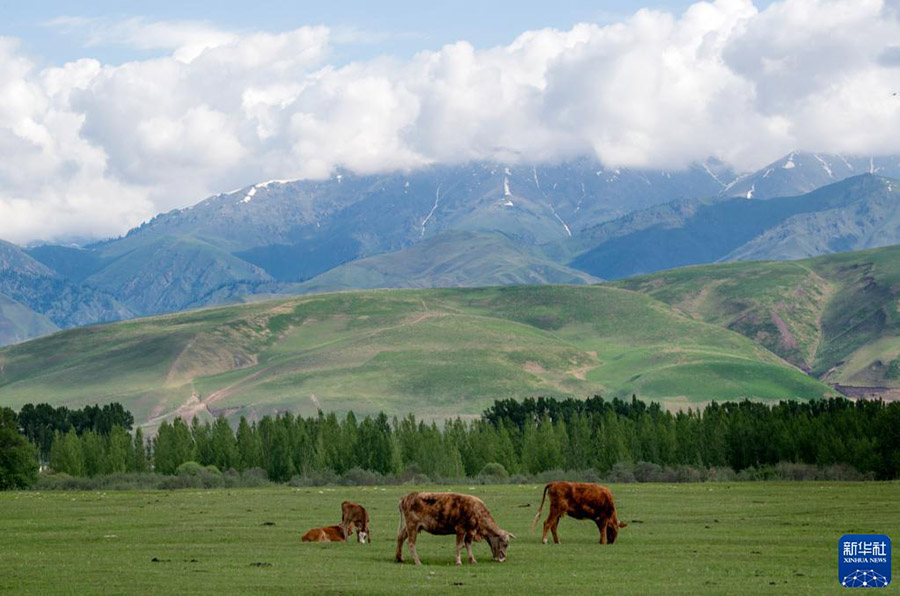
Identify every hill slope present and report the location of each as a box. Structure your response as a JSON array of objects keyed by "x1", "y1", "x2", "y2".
[
  {"x1": 294, "y1": 231, "x2": 600, "y2": 293},
  {"x1": 615, "y1": 244, "x2": 900, "y2": 394},
  {"x1": 0, "y1": 286, "x2": 832, "y2": 426},
  {"x1": 0, "y1": 295, "x2": 59, "y2": 347}
]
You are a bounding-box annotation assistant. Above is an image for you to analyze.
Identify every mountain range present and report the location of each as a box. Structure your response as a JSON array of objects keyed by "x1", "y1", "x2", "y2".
[{"x1": 2, "y1": 150, "x2": 900, "y2": 347}]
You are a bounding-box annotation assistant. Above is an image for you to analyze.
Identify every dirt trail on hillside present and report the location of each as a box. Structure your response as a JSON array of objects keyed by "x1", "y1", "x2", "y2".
[
  {"x1": 141, "y1": 307, "x2": 448, "y2": 426},
  {"x1": 807, "y1": 277, "x2": 836, "y2": 371},
  {"x1": 164, "y1": 338, "x2": 196, "y2": 385}
]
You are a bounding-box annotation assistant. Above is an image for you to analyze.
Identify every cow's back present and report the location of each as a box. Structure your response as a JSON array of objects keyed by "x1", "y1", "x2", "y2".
[
  {"x1": 400, "y1": 492, "x2": 485, "y2": 535},
  {"x1": 549, "y1": 482, "x2": 615, "y2": 520}
]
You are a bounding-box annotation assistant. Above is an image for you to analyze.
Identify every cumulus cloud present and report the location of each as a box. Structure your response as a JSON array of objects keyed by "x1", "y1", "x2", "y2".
[{"x1": 1, "y1": 0, "x2": 900, "y2": 243}]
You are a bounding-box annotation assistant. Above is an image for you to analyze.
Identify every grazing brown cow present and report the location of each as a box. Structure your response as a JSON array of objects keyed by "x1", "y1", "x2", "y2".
[
  {"x1": 301, "y1": 524, "x2": 347, "y2": 543},
  {"x1": 395, "y1": 492, "x2": 515, "y2": 566},
  {"x1": 532, "y1": 482, "x2": 627, "y2": 545},
  {"x1": 340, "y1": 501, "x2": 371, "y2": 544}
]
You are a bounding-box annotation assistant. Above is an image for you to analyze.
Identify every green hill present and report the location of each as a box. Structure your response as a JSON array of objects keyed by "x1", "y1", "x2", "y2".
[
  {"x1": 294, "y1": 231, "x2": 600, "y2": 293},
  {"x1": 615, "y1": 244, "x2": 900, "y2": 393},
  {"x1": 0, "y1": 285, "x2": 832, "y2": 427}
]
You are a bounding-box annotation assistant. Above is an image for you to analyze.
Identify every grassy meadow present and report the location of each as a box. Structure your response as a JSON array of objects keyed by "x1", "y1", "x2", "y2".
[{"x1": 2, "y1": 482, "x2": 896, "y2": 594}]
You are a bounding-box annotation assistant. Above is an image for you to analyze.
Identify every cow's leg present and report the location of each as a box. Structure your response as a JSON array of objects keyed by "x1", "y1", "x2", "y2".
[
  {"x1": 455, "y1": 533, "x2": 464, "y2": 566},
  {"x1": 407, "y1": 525, "x2": 423, "y2": 566},
  {"x1": 550, "y1": 515, "x2": 561, "y2": 544},
  {"x1": 541, "y1": 511, "x2": 553, "y2": 544},
  {"x1": 543, "y1": 506, "x2": 563, "y2": 544},
  {"x1": 395, "y1": 523, "x2": 407, "y2": 563},
  {"x1": 464, "y1": 534, "x2": 477, "y2": 564},
  {"x1": 596, "y1": 518, "x2": 608, "y2": 544}
]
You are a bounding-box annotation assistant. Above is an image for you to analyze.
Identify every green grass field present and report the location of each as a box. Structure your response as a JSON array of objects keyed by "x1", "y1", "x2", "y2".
[{"x1": 2, "y1": 483, "x2": 896, "y2": 594}]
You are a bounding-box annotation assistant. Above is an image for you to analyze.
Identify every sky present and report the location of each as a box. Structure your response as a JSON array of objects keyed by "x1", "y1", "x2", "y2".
[{"x1": 0, "y1": 0, "x2": 898, "y2": 244}]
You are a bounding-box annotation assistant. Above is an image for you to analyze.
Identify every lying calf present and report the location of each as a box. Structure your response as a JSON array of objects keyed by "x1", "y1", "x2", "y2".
[{"x1": 301, "y1": 524, "x2": 347, "y2": 542}]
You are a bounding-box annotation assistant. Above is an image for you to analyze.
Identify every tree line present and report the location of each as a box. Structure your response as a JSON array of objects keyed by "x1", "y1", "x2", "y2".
[{"x1": 3, "y1": 395, "x2": 897, "y2": 488}]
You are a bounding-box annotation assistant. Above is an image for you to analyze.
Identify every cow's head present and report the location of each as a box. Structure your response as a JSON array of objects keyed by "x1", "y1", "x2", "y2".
[
  {"x1": 606, "y1": 519, "x2": 627, "y2": 544},
  {"x1": 358, "y1": 530, "x2": 368, "y2": 544},
  {"x1": 487, "y1": 531, "x2": 515, "y2": 562}
]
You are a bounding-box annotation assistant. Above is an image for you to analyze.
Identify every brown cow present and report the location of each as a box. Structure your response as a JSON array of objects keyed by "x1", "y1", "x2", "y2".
[
  {"x1": 301, "y1": 524, "x2": 347, "y2": 543},
  {"x1": 395, "y1": 492, "x2": 515, "y2": 566},
  {"x1": 532, "y1": 482, "x2": 627, "y2": 545},
  {"x1": 340, "y1": 501, "x2": 371, "y2": 544}
]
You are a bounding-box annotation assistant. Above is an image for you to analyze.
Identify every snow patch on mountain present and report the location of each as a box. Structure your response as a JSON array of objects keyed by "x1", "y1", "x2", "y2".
[{"x1": 814, "y1": 154, "x2": 833, "y2": 178}]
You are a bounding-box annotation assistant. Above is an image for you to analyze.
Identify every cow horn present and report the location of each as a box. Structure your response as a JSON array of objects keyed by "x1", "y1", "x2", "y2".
[{"x1": 507, "y1": 532, "x2": 517, "y2": 540}]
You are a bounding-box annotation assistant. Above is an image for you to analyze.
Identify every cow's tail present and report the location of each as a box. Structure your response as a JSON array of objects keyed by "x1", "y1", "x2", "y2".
[{"x1": 531, "y1": 484, "x2": 551, "y2": 531}]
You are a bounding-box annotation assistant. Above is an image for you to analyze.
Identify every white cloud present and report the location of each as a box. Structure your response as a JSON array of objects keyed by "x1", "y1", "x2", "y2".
[{"x1": 1, "y1": 0, "x2": 899, "y2": 244}]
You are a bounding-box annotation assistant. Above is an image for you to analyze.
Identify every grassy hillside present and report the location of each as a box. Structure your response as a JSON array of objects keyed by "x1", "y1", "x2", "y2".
[
  {"x1": 0, "y1": 286, "x2": 832, "y2": 427},
  {"x1": 616, "y1": 244, "x2": 900, "y2": 392},
  {"x1": 295, "y1": 231, "x2": 600, "y2": 294},
  {"x1": 0, "y1": 295, "x2": 59, "y2": 347}
]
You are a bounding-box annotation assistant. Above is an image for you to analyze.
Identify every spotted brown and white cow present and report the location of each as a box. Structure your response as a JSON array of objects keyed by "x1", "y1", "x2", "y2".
[
  {"x1": 301, "y1": 524, "x2": 347, "y2": 543},
  {"x1": 340, "y1": 501, "x2": 371, "y2": 544},
  {"x1": 532, "y1": 481, "x2": 627, "y2": 545},
  {"x1": 395, "y1": 492, "x2": 515, "y2": 566}
]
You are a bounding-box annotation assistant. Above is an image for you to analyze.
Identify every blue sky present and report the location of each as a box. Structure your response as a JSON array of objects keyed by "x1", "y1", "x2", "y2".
[{"x1": 1, "y1": 0, "x2": 773, "y2": 65}]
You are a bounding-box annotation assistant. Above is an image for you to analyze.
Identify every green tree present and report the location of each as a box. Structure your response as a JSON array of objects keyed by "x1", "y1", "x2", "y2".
[
  {"x1": 153, "y1": 419, "x2": 193, "y2": 475},
  {"x1": 236, "y1": 417, "x2": 261, "y2": 471},
  {"x1": 211, "y1": 417, "x2": 238, "y2": 471},
  {"x1": 81, "y1": 431, "x2": 106, "y2": 477},
  {"x1": 131, "y1": 427, "x2": 149, "y2": 472},
  {"x1": 106, "y1": 425, "x2": 131, "y2": 474},
  {"x1": 50, "y1": 429, "x2": 85, "y2": 476},
  {"x1": 191, "y1": 418, "x2": 214, "y2": 465},
  {"x1": 0, "y1": 407, "x2": 38, "y2": 489}
]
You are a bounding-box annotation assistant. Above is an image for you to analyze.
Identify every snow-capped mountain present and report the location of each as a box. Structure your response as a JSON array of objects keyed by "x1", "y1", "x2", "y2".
[
  {"x1": 724, "y1": 152, "x2": 900, "y2": 200},
  {"x1": 3, "y1": 152, "x2": 900, "y2": 345}
]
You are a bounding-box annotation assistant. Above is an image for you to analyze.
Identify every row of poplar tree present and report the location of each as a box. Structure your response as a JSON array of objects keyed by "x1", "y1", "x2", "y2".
[{"x1": 25, "y1": 396, "x2": 900, "y2": 481}]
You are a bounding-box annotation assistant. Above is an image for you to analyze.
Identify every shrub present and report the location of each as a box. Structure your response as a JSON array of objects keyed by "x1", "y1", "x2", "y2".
[
  {"x1": 175, "y1": 461, "x2": 205, "y2": 476},
  {"x1": 289, "y1": 470, "x2": 340, "y2": 487},
  {"x1": 534, "y1": 469, "x2": 569, "y2": 483},
  {"x1": 341, "y1": 467, "x2": 384, "y2": 486},
  {"x1": 240, "y1": 468, "x2": 270, "y2": 487},
  {"x1": 169, "y1": 461, "x2": 224, "y2": 488},
  {"x1": 479, "y1": 462, "x2": 509, "y2": 479},
  {"x1": 605, "y1": 462, "x2": 636, "y2": 483}
]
